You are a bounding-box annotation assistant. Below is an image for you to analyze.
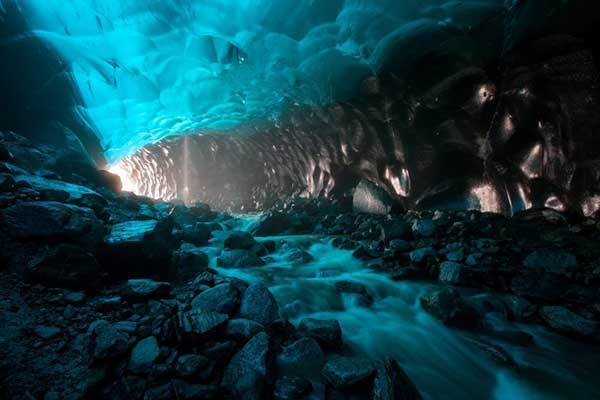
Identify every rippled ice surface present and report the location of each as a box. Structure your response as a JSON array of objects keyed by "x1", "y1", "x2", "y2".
[{"x1": 208, "y1": 222, "x2": 599, "y2": 399}]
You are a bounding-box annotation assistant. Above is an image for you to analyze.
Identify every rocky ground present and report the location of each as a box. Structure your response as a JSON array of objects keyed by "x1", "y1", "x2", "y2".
[{"x1": 1, "y1": 131, "x2": 600, "y2": 399}]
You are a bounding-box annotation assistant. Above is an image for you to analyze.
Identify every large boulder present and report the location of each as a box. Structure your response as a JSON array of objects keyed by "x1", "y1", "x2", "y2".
[
  {"x1": 276, "y1": 337, "x2": 324, "y2": 379},
  {"x1": 353, "y1": 179, "x2": 403, "y2": 215},
  {"x1": 523, "y1": 250, "x2": 577, "y2": 275},
  {"x1": 372, "y1": 358, "x2": 422, "y2": 400},
  {"x1": 0, "y1": 201, "x2": 104, "y2": 246},
  {"x1": 239, "y1": 284, "x2": 280, "y2": 326},
  {"x1": 121, "y1": 279, "x2": 172, "y2": 302},
  {"x1": 223, "y1": 231, "x2": 257, "y2": 250},
  {"x1": 322, "y1": 357, "x2": 375, "y2": 388},
  {"x1": 217, "y1": 249, "x2": 266, "y2": 268},
  {"x1": 181, "y1": 222, "x2": 212, "y2": 246},
  {"x1": 222, "y1": 332, "x2": 270, "y2": 399},
  {"x1": 171, "y1": 244, "x2": 209, "y2": 283},
  {"x1": 540, "y1": 306, "x2": 600, "y2": 339},
  {"x1": 191, "y1": 283, "x2": 241, "y2": 315},
  {"x1": 99, "y1": 218, "x2": 176, "y2": 278},
  {"x1": 250, "y1": 211, "x2": 291, "y2": 236},
  {"x1": 128, "y1": 336, "x2": 160, "y2": 374},
  {"x1": 297, "y1": 318, "x2": 343, "y2": 350},
  {"x1": 90, "y1": 320, "x2": 129, "y2": 360},
  {"x1": 420, "y1": 288, "x2": 480, "y2": 329},
  {"x1": 176, "y1": 310, "x2": 229, "y2": 338}
]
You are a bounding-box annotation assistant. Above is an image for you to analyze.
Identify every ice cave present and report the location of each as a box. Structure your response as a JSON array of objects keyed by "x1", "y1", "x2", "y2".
[{"x1": 1, "y1": 0, "x2": 600, "y2": 399}]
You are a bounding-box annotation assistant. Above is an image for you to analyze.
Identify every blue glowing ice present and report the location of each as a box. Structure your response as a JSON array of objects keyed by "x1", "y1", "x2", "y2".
[{"x1": 11, "y1": 0, "x2": 504, "y2": 161}]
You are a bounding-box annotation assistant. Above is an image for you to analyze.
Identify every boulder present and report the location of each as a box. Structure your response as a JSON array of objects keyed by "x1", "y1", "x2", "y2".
[
  {"x1": 353, "y1": 179, "x2": 403, "y2": 215},
  {"x1": 177, "y1": 310, "x2": 229, "y2": 337},
  {"x1": 176, "y1": 354, "x2": 212, "y2": 379},
  {"x1": 171, "y1": 380, "x2": 219, "y2": 400},
  {"x1": 409, "y1": 247, "x2": 435, "y2": 264},
  {"x1": 100, "y1": 218, "x2": 176, "y2": 278},
  {"x1": 171, "y1": 244, "x2": 209, "y2": 282},
  {"x1": 121, "y1": 279, "x2": 172, "y2": 302},
  {"x1": 225, "y1": 319, "x2": 265, "y2": 341},
  {"x1": 372, "y1": 358, "x2": 422, "y2": 400},
  {"x1": 411, "y1": 219, "x2": 436, "y2": 237},
  {"x1": 274, "y1": 376, "x2": 312, "y2": 400},
  {"x1": 222, "y1": 332, "x2": 270, "y2": 399},
  {"x1": 322, "y1": 357, "x2": 375, "y2": 388},
  {"x1": 191, "y1": 283, "x2": 240, "y2": 315},
  {"x1": 0, "y1": 201, "x2": 103, "y2": 246},
  {"x1": 540, "y1": 306, "x2": 600, "y2": 339},
  {"x1": 286, "y1": 249, "x2": 314, "y2": 264},
  {"x1": 181, "y1": 223, "x2": 212, "y2": 246},
  {"x1": 217, "y1": 249, "x2": 266, "y2": 268},
  {"x1": 239, "y1": 284, "x2": 280, "y2": 326},
  {"x1": 276, "y1": 337, "x2": 324, "y2": 378},
  {"x1": 33, "y1": 325, "x2": 61, "y2": 340},
  {"x1": 90, "y1": 320, "x2": 129, "y2": 360},
  {"x1": 438, "y1": 261, "x2": 466, "y2": 285},
  {"x1": 297, "y1": 318, "x2": 342, "y2": 350},
  {"x1": 129, "y1": 336, "x2": 160, "y2": 374},
  {"x1": 523, "y1": 250, "x2": 577, "y2": 275},
  {"x1": 251, "y1": 211, "x2": 291, "y2": 236},
  {"x1": 420, "y1": 288, "x2": 480, "y2": 329},
  {"x1": 223, "y1": 231, "x2": 256, "y2": 250}
]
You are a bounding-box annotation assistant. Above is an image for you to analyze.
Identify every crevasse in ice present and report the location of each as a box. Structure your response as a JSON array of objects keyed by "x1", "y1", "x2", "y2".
[{"x1": 11, "y1": 0, "x2": 505, "y2": 161}]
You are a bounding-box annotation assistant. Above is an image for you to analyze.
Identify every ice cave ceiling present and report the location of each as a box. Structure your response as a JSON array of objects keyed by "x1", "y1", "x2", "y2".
[{"x1": 9, "y1": 0, "x2": 511, "y2": 161}]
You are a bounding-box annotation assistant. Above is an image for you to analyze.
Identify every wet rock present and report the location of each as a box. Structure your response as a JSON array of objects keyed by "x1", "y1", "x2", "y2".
[
  {"x1": 503, "y1": 295, "x2": 537, "y2": 322},
  {"x1": 90, "y1": 320, "x2": 129, "y2": 360},
  {"x1": 170, "y1": 203, "x2": 215, "y2": 226},
  {"x1": 181, "y1": 222, "x2": 212, "y2": 246},
  {"x1": 171, "y1": 244, "x2": 209, "y2": 283},
  {"x1": 381, "y1": 221, "x2": 412, "y2": 242},
  {"x1": 223, "y1": 231, "x2": 257, "y2": 250},
  {"x1": 274, "y1": 376, "x2": 312, "y2": 400},
  {"x1": 191, "y1": 283, "x2": 240, "y2": 315},
  {"x1": 412, "y1": 219, "x2": 435, "y2": 237},
  {"x1": 276, "y1": 337, "x2": 325, "y2": 378},
  {"x1": 420, "y1": 287, "x2": 480, "y2": 329},
  {"x1": 287, "y1": 249, "x2": 314, "y2": 264},
  {"x1": 297, "y1": 318, "x2": 342, "y2": 350},
  {"x1": 0, "y1": 201, "x2": 103, "y2": 246},
  {"x1": 217, "y1": 249, "x2": 266, "y2": 268},
  {"x1": 177, "y1": 310, "x2": 228, "y2": 337},
  {"x1": 176, "y1": 354, "x2": 212, "y2": 379},
  {"x1": 239, "y1": 283, "x2": 280, "y2": 326},
  {"x1": 33, "y1": 325, "x2": 61, "y2": 340},
  {"x1": 373, "y1": 358, "x2": 422, "y2": 400},
  {"x1": 222, "y1": 332, "x2": 270, "y2": 399},
  {"x1": 438, "y1": 261, "x2": 466, "y2": 285},
  {"x1": 171, "y1": 380, "x2": 219, "y2": 400},
  {"x1": 322, "y1": 356, "x2": 375, "y2": 388},
  {"x1": 100, "y1": 218, "x2": 176, "y2": 278},
  {"x1": 511, "y1": 270, "x2": 565, "y2": 302},
  {"x1": 523, "y1": 250, "x2": 577, "y2": 275},
  {"x1": 251, "y1": 211, "x2": 292, "y2": 236},
  {"x1": 225, "y1": 318, "x2": 265, "y2": 341},
  {"x1": 122, "y1": 279, "x2": 172, "y2": 302},
  {"x1": 540, "y1": 306, "x2": 600, "y2": 339},
  {"x1": 466, "y1": 339, "x2": 515, "y2": 367},
  {"x1": 335, "y1": 280, "x2": 374, "y2": 306},
  {"x1": 25, "y1": 244, "x2": 102, "y2": 290},
  {"x1": 144, "y1": 383, "x2": 174, "y2": 400},
  {"x1": 353, "y1": 179, "x2": 403, "y2": 215},
  {"x1": 94, "y1": 296, "x2": 122, "y2": 312},
  {"x1": 389, "y1": 239, "x2": 412, "y2": 251},
  {"x1": 129, "y1": 336, "x2": 160, "y2": 374},
  {"x1": 409, "y1": 247, "x2": 435, "y2": 264}
]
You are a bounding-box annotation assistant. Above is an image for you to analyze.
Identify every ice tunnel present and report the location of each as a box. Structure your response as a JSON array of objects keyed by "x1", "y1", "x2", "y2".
[{"x1": 1, "y1": 0, "x2": 600, "y2": 213}]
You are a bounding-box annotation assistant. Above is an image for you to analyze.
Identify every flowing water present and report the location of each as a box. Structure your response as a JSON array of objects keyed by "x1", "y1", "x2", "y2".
[{"x1": 207, "y1": 219, "x2": 600, "y2": 400}]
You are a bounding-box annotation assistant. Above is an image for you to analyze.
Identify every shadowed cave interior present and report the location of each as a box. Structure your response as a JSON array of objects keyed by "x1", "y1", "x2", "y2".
[{"x1": 1, "y1": 1, "x2": 600, "y2": 399}]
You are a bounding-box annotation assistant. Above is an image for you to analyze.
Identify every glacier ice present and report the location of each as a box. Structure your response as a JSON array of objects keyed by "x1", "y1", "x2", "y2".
[{"x1": 6, "y1": 0, "x2": 507, "y2": 161}]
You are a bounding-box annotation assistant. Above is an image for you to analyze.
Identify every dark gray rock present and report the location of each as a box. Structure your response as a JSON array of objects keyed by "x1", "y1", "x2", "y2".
[
  {"x1": 353, "y1": 179, "x2": 403, "y2": 215},
  {"x1": 503, "y1": 295, "x2": 537, "y2": 322},
  {"x1": 90, "y1": 320, "x2": 129, "y2": 360},
  {"x1": 239, "y1": 283, "x2": 280, "y2": 326},
  {"x1": 373, "y1": 358, "x2": 422, "y2": 400},
  {"x1": 33, "y1": 325, "x2": 61, "y2": 340},
  {"x1": 322, "y1": 356, "x2": 375, "y2": 388},
  {"x1": 172, "y1": 380, "x2": 219, "y2": 400},
  {"x1": 274, "y1": 376, "x2": 312, "y2": 400},
  {"x1": 222, "y1": 332, "x2": 270, "y2": 400},
  {"x1": 540, "y1": 306, "x2": 600, "y2": 339},
  {"x1": 177, "y1": 310, "x2": 229, "y2": 337},
  {"x1": 171, "y1": 244, "x2": 209, "y2": 283},
  {"x1": 420, "y1": 288, "x2": 480, "y2": 329},
  {"x1": 176, "y1": 354, "x2": 211, "y2": 378},
  {"x1": 121, "y1": 279, "x2": 172, "y2": 302},
  {"x1": 409, "y1": 247, "x2": 435, "y2": 264},
  {"x1": 276, "y1": 337, "x2": 325, "y2": 378},
  {"x1": 251, "y1": 211, "x2": 291, "y2": 236},
  {"x1": 297, "y1": 318, "x2": 342, "y2": 350},
  {"x1": 411, "y1": 219, "x2": 436, "y2": 237},
  {"x1": 223, "y1": 231, "x2": 257, "y2": 250},
  {"x1": 129, "y1": 336, "x2": 160, "y2": 374},
  {"x1": 181, "y1": 223, "x2": 212, "y2": 246},
  {"x1": 144, "y1": 383, "x2": 174, "y2": 400},
  {"x1": 389, "y1": 239, "x2": 412, "y2": 251},
  {"x1": 225, "y1": 319, "x2": 265, "y2": 341},
  {"x1": 287, "y1": 249, "x2": 314, "y2": 264},
  {"x1": 523, "y1": 250, "x2": 577, "y2": 275},
  {"x1": 438, "y1": 261, "x2": 466, "y2": 285},
  {"x1": 217, "y1": 249, "x2": 266, "y2": 268},
  {"x1": 191, "y1": 283, "x2": 240, "y2": 315}
]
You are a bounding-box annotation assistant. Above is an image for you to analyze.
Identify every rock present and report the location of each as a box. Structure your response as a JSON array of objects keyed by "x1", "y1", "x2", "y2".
[
  {"x1": 334, "y1": 280, "x2": 374, "y2": 306},
  {"x1": 177, "y1": 310, "x2": 229, "y2": 337},
  {"x1": 63, "y1": 291, "x2": 85, "y2": 304},
  {"x1": 381, "y1": 221, "x2": 412, "y2": 241},
  {"x1": 287, "y1": 249, "x2": 314, "y2": 264},
  {"x1": 94, "y1": 296, "x2": 122, "y2": 312},
  {"x1": 274, "y1": 376, "x2": 312, "y2": 400},
  {"x1": 129, "y1": 336, "x2": 160, "y2": 374},
  {"x1": 100, "y1": 218, "x2": 176, "y2": 278},
  {"x1": 251, "y1": 212, "x2": 291, "y2": 236},
  {"x1": 222, "y1": 332, "x2": 270, "y2": 399},
  {"x1": 276, "y1": 337, "x2": 325, "y2": 378},
  {"x1": 170, "y1": 203, "x2": 215, "y2": 226},
  {"x1": 217, "y1": 249, "x2": 266, "y2": 268},
  {"x1": 389, "y1": 239, "x2": 411, "y2": 251},
  {"x1": 176, "y1": 354, "x2": 211, "y2": 378},
  {"x1": 171, "y1": 244, "x2": 209, "y2": 282},
  {"x1": 0, "y1": 201, "x2": 103, "y2": 246},
  {"x1": 239, "y1": 284, "x2": 280, "y2": 326},
  {"x1": 540, "y1": 306, "x2": 600, "y2": 339},
  {"x1": 503, "y1": 295, "x2": 537, "y2": 322},
  {"x1": 322, "y1": 356, "x2": 375, "y2": 388},
  {"x1": 438, "y1": 261, "x2": 466, "y2": 285},
  {"x1": 171, "y1": 380, "x2": 219, "y2": 400},
  {"x1": 411, "y1": 219, "x2": 436, "y2": 237},
  {"x1": 523, "y1": 250, "x2": 577, "y2": 275},
  {"x1": 223, "y1": 231, "x2": 256, "y2": 250},
  {"x1": 191, "y1": 283, "x2": 240, "y2": 315},
  {"x1": 33, "y1": 325, "x2": 61, "y2": 340},
  {"x1": 25, "y1": 244, "x2": 102, "y2": 290},
  {"x1": 466, "y1": 339, "x2": 515, "y2": 367},
  {"x1": 181, "y1": 223, "x2": 212, "y2": 246},
  {"x1": 445, "y1": 250, "x2": 464, "y2": 262},
  {"x1": 409, "y1": 247, "x2": 435, "y2": 264},
  {"x1": 420, "y1": 288, "x2": 480, "y2": 329},
  {"x1": 511, "y1": 270, "x2": 565, "y2": 302},
  {"x1": 144, "y1": 384, "x2": 174, "y2": 400},
  {"x1": 373, "y1": 358, "x2": 422, "y2": 400},
  {"x1": 114, "y1": 321, "x2": 138, "y2": 334},
  {"x1": 122, "y1": 279, "x2": 172, "y2": 302},
  {"x1": 90, "y1": 320, "x2": 129, "y2": 360},
  {"x1": 353, "y1": 179, "x2": 403, "y2": 215},
  {"x1": 297, "y1": 318, "x2": 342, "y2": 350},
  {"x1": 225, "y1": 319, "x2": 265, "y2": 341}
]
